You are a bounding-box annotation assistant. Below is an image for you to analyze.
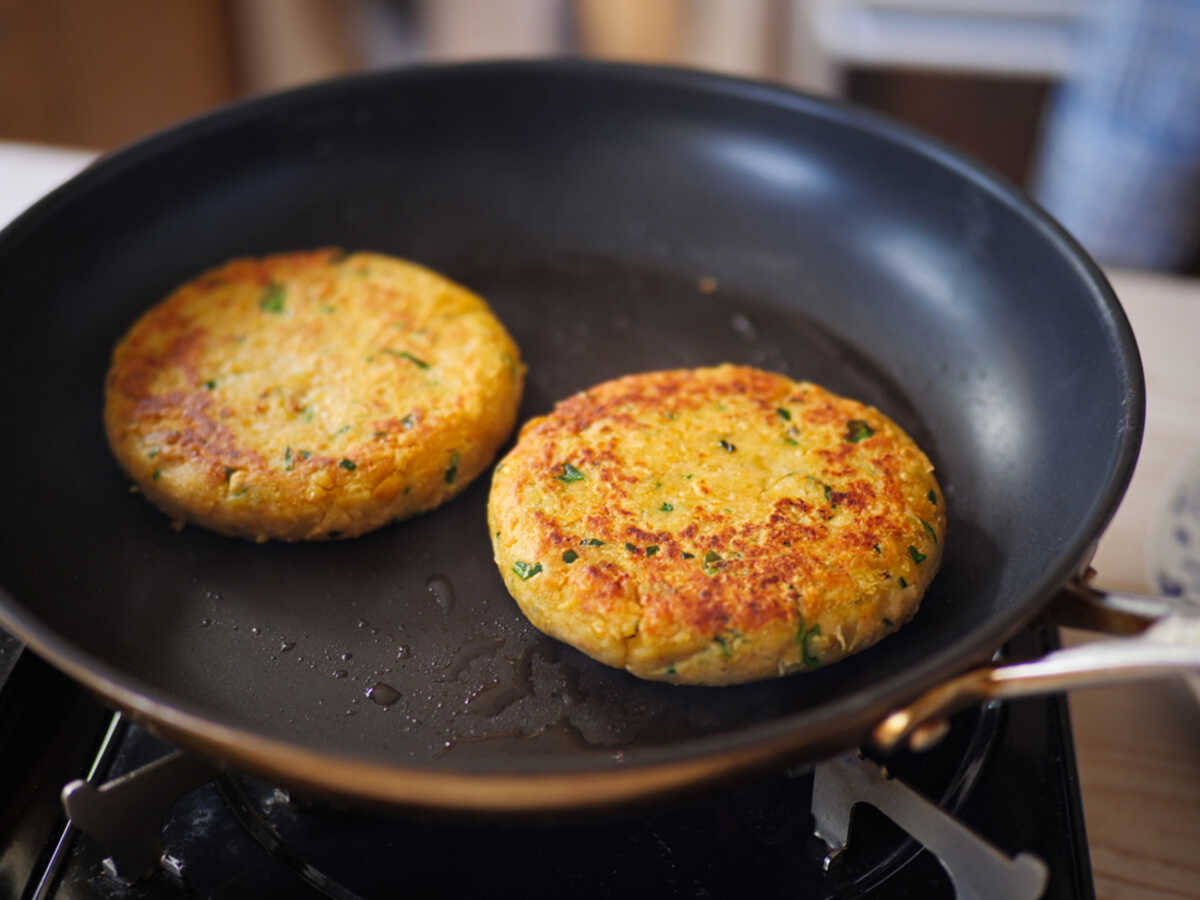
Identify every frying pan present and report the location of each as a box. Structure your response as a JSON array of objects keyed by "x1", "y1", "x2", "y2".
[{"x1": 0, "y1": 61, "x2": 1148, "y2": 812}]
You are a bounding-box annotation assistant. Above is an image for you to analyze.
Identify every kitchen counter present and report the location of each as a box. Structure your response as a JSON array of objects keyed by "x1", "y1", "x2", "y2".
[{"x1": 2, "y1": 143, "x2": 1197, "y2": 898}]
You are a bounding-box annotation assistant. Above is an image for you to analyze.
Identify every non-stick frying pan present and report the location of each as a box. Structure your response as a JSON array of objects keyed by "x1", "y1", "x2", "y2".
[{"x1": 0, "y1": 61, "x2": 1148, "y2": 811}]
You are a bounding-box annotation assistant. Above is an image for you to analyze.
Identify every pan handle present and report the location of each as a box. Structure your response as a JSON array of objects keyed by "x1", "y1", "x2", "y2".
[{"x1": 872, "y1": 576, "x2": 1200, "y2": 753}]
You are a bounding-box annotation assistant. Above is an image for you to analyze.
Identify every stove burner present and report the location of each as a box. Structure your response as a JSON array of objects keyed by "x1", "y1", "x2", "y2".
[{"x1": 3, "y1": 627, "x2": 1095, "y2": 898}]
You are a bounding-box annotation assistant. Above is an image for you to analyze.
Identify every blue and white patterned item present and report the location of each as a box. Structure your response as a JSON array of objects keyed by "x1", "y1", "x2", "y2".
[{"x1": 1033, "y1": 0, "x2": 1200, "y2": 271}]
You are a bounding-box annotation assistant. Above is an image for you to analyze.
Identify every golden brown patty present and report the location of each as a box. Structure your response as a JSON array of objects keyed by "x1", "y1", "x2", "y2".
[
  {"x1": 105, "y1": 249, "x2": 525, "y2": 541},
  {"x1": 488, "y1": 365, "x2": 944, "y2": 685}
]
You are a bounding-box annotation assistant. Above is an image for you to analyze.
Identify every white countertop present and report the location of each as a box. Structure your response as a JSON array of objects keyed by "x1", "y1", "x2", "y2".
[{"x1": 4, "y1": 141, "x2": 1198, "y2": 896}]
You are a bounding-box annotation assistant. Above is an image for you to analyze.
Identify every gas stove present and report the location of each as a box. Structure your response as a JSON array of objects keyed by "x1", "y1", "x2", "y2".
[{"x1": 1, "y1": 626, "x2": 1092, "y2": 899}]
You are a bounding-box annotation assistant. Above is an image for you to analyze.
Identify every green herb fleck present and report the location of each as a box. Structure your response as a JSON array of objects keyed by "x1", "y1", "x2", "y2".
[
  {"x1": 382, "y1": 349, "x2": 429, "y2": 369},
  {"x1": 908, "y1": 545, "x2": 926, "y2": 564},
  {"x1": 302, "y1": 405, "x2": 314, "y2": 422},
  {"x1": 718, "y1": 439, "x2": 736, "y2": 452},
  {"x1": 445, "y1": 451, "x2": 458, "y2": 484},
  {"x1": 299, "y1": 449, "x2": 311, "y2": 460},
  {"x1": 581, "y1": 538, "x2": 604, "y2": 546},
  {"x1": 557, "y1": 462, "x2": 585, "y2": 483},
  {"x1": 665, "y1": 664, "x2": 677, "y2": 676},
  {"x1": 873, "y1": 543, "x2": 881, "y2": 555},
  {"x1": 928, "y1": 489, "x2": 937, "y2": 505},
  {"x1": 340, "y1": 458, "x2": 356, "y2": 471},
  {"x1": 784, "y1": 437, "x2": 799, "y2": 446},
  {"x1": 823, "y1": 484, "x2": 836, "y2": 507},
  {"x1": 898, "y1": 576, "x2": 909, "y2": 588},
  {"x1": 625, "y1": 542, "x2": 639, "y2": 555},
  {"x1": 659, "y1": 502, "x2": 674, "y2": 512},
  {"x1": 284, "y1": 447, "x2": 294, "y2": 471},
  {"x1": 259, "y1": 282, "x2": 285, "y2": 313},
  {"x1": 920, "y1": 518, "x2": 938, "y2": 544},
  {"x1": 562, "y1": 549, "x2": 579, "y2": 564},
  {"x1": 684, "y1": 473, "x2": 693, "y2": 480},
  {"x1": 512, "y1": 561, "x2": 543, "y2": 580},
  {"x1": 845, "y1": 419, "x2": 875, "y2": 443},
  {"x1": 401, "y1": 414, "x2": 415, "y2": 430},
  {"x1": 777, "y1": 407, "x2": 791, "y2": 421},
  {"x1": 883, "y1": 617, "x2": 895, "y2": 627},
  {"x1": 204, "y1": 379, "x2": 217, "y2": 390},
  {"x1": 703, "y1": 550, "x2": 722, "y2": 576},
  {"x1": 332, "y1": 425, "x2": 351, "y2": 438},
  {"x1": 147, "y1": 449, "x2": 159, "y2": 459},
  {"x1": 713, "y1": 634, "x2": 731, "y2": 658},
  {"x1": 681, "y1": 552, "x2": 695, "y2": 559},
  {"x1": 152, "y1": 469, "x2": 161, "y2": 480},
  {"x1": 645, "y1": 545, "x2": 659, "y2": 557},
  {"x1": 801, "y1": 623, "x2": 822, "y2": 667}
]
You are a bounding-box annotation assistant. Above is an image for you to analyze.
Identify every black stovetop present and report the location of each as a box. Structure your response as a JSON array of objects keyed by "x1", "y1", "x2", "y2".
[{"x1": 1, "y1": 626, "x2": 1093, "y2": 899}]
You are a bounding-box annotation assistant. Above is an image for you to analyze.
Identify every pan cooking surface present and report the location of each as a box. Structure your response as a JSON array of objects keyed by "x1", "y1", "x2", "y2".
[{"x1": 0, "y1": 62, "x2": 1140, "y2": 782}]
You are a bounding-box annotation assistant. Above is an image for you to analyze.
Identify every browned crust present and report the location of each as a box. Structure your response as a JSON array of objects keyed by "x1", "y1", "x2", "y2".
[
  {"x1": 488, "y1": 365, "x2": 945, "y2": 685},
  {"x1": 105, "y1": 249, "x2": 525, "y2": 541}
]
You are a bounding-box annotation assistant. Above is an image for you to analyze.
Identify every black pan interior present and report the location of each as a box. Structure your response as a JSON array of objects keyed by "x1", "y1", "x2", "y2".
[{"x1": 0, "y1": 62, "x2": 1141, "y2": 777}]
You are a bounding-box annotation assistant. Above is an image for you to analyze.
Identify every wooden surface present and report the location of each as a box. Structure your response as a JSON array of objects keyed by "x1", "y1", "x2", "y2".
[{"x1": 1075, "y1": 269, "x2": 1200, "y2": 899}]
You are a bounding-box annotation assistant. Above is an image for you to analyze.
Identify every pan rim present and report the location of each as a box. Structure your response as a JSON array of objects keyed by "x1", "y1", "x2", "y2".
[{"x1": 0, "y1": 58, "x2": 1144, "y2": 810}]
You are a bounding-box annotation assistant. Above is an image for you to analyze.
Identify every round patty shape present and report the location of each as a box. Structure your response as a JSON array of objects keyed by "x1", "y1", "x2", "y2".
[
  {"x1": 488, "y1": 365, "x2": 945, "y2": 685},
  {"x1": 105, "y1": 249, "x2": 525, "y2": 541}
]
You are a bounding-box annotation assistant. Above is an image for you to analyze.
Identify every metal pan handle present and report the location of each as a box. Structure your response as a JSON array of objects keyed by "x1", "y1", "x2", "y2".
[{"x1": 872, "y1": 575, "x2": 1200, "y2": 753}]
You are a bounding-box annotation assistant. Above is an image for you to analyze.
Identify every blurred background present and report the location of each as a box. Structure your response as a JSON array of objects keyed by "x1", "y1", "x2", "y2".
[{"x1": 2, "y1": 0, "x2": 1197, "y2": 272}]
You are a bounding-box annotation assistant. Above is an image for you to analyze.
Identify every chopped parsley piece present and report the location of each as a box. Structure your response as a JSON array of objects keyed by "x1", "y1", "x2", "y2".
[
  {"x1": 824, "y1": 484, "x2": 836, "y2": 507},
  {"x1": 581, "y1": 538, "x2": 604, "y2": 546},
  {"x1": 681, "y1": 552, "x2": 695, "y2": 559},
  {"x1": 776, "y1": 407, "x2": 791, "y2": 421},
  {"x1": 645, "y1": 545, "x2": 659, "y2": 557},
  {"x1": 382, "y1": 349, "x2": 429, "y2": 369},
  {"x1": 259, "y1": 282, "x2": 285, "y2": 313},
  {"x1": 339, "y1": 458, "x2": 356, "y2": 471},
  {"x1": 283, "y1": 447, "x2": 294, "y2": 470},
  {"x1": 800, "y1": 623, "x2": 821, "y2": 667},
  {"x1": 684, "y1": 473, "x2": 693, "y2": 480},
  {"x1": 920, "y1": 518, "x2": 938, "y2": 544},
  {"x1": 659, "y1": 502, "x2": 674, "y2": 512},
  {"x1": 883, "y1": 617, "x2": 895, "y2": 627},
  {"x1": 908, "y1": 545, "x2": 926, "y2": 564},
  {"x1": 845, "y1": 419, "x2": 875, "y2": 443},
  {"x1": 444, "y1": 451, "x2": 458, "y2": 484},
  {"x1": 302, "y1": 406, "x2": 314, "y2": 422},
  {"x1": 625, "y1": 542, "x2": 639, "y2": 555},
  {"x1": 898, "y1": 576, "x2": 909, "y2": 588},
  {"x1": 703, "y1": 550, "x2": 722, "y2": 576},
  {"x1": 665, "y1": 664, "x2": 676, "y2": 676},
  {"x1": 873, "y1": 543, "x2": 881, "y2": 555},
  {"x1": 299, "y1": 449, "x2": 311, "y2": 460},
  {"x1": 562, "y1": 549, "x2": 579, "y2": 564},
  {"x1": 512, "y1": 561, "x2": 542, "y2": 580},
  {"x1": 332, "y1": 425, "x2": 351, "y2": 437},
  {"x1": 928, "y1": 489, "x2": 937, "y2": 505},
  {"x1": 784, "y1": 437, "x2": 798, "y2": 446},
  {"x1": 713, "y1": 634, "x2": 731, "y2": 658},
  {"x1": 204, "y1": 379, "x2": 216, "y2": 390},
  {"x1": 401, "y1": 414, "x2": 415, "y2": 430},
  {"x1": 557, "y1": 462, "x2": 585, "y2": 482},
  {"x1": 147, "y1": 449, "x2": 159, "y2": 458},
  {"x1": 152, "y1": 469, "x2": 161, "y2": 480},
  {"x1": 718, "y1": 440, "x2": 736, "y2": 452}
]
